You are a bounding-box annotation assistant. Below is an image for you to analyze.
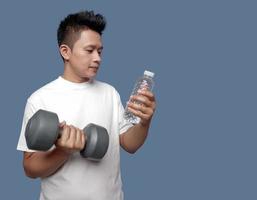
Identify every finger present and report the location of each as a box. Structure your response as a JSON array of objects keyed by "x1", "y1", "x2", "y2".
[
  {"x1": 68, "y1": 125, "x2": 77, "y2": 144},
  {"x1": 129, "y1": 95, "x2": 152, "y2": 107},
  {"x1": 61, "y1": 125, "x2": 70, "y2": 141},
  {"x1": 127, "y1": 101, "x2": 154, "y2": 116},
  {"x1": 127, "y1": 106, "x2": 152, "y2": 121},
  {"x1": 137, "y1": 90, "x2": 155, "y2": 101},
  {"x1": 75, "y1": 128, "x2": 84, "y2": 149},
  {"x1": 80, "y1": 131, "x2": 86, "y2": 149},
  {"x1": 127, "y1": 101, "x2": 146, "y2": 113},
  {"x1": 59, "y1": 121, "x2": 66, "y2": 128},
  {"x1": 128, "y1": 95, "x2": 156, "y2": 111}
]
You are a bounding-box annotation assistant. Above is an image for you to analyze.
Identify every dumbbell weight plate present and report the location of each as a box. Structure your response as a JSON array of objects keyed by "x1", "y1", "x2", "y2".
[
  {"x1": 25, "y1": 109, "x2": 59, "y2": 151},
  {"x1": 80, "y1": 123, "x2": 109, "y2": 160}
]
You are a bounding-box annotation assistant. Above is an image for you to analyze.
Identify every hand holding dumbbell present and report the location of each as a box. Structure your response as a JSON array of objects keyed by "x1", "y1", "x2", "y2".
[
  {"x1": 55, "y1": 121, "x2": 86, "y2": 155},
  {"x1": 25, "y1": 110, "x2": 109, "y2": 161}
]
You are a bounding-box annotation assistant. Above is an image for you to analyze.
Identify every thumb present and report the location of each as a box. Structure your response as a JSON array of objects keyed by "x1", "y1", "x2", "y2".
[{"x1": 59, "y1": 121, "x2": 66, "y2": 128}]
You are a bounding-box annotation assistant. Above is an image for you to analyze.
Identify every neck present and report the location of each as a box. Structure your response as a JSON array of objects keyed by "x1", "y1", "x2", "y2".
[{"x1": 62, "y1": 65, "x2": 90, "y2": 83}]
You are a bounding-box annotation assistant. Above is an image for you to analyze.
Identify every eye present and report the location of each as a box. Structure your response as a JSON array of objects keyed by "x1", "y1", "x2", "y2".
[
  {"x1": 86, "y1": 49, "x2": 93, "y2": 53},
  {"x1": 98, "y1": 49, "x2": 103, "y2": 56}
]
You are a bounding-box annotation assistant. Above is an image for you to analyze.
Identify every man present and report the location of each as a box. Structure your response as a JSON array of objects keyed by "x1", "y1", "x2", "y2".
[{"x1": 17, "y1": 10, "x2": 156, "y2": 200}]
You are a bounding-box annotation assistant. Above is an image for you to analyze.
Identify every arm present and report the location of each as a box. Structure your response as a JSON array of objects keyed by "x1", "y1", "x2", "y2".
[
  {"x1": 23, "y1": 148, "x2": 70, "y2": 179},
  {"x1": 120, "y1": 90, "x2": 156, "y2": 154},
  {"x1": 23, "y1": 123, "x2": 85, "y2": 178}
]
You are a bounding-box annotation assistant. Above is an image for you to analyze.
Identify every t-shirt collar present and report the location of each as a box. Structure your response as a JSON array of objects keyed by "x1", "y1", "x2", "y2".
[{"x1": 57, "y1": 76, "x2": 94, "y2": 89}]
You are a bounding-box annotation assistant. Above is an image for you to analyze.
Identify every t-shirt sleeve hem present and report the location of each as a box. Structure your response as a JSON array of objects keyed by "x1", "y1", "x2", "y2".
[
  {"x1": 119, "y1": 121, "x2": 133, "y2": 135},
  {"x1": 17, "y1": 144, "x2": 37, "y2": 152}
]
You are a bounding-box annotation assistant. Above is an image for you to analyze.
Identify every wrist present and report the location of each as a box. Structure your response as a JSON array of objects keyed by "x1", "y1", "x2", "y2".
[
  {"x1": 139, "y1": 119, "x2": 151, "y2": 128},
  {"x1": 54, "y1": 146, "x2": 73, "y2": 158}
]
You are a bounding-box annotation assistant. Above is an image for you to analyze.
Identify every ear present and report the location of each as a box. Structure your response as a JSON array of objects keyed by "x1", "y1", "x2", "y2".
[{"x1": 59, "y1": 44, "x2": 71, "y2": 61}]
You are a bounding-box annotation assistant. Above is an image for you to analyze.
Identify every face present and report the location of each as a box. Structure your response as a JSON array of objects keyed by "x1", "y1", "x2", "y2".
[{"x1": 61, "y1": 29, "x2": 103, "y2": 82}]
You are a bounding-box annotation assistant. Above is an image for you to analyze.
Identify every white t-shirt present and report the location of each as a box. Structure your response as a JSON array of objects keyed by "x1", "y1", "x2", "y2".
[{"x1": 17, "y1": 76, "x2": 132, "y2": 200}]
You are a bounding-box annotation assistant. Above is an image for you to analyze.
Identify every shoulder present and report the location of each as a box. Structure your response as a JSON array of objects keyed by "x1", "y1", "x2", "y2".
[
  {"x1": 27, "y1": 78, "x2": 59, "y2": 104},
  {"x1": 93, "y1": 80, "x2": 122, "y2": 103},
  {"x1": 94, "y1": 80, "x2": 119, "y2": 94}
]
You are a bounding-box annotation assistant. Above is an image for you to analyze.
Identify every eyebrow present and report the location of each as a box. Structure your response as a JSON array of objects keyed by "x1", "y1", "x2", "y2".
[{"x1": 84, "y1": 45, "x2": 103, "y2": 50}]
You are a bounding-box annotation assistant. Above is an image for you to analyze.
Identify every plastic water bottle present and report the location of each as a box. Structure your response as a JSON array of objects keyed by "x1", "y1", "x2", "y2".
[{"x1": 124, "y1": 70, "x2": 155, "y2": 124}]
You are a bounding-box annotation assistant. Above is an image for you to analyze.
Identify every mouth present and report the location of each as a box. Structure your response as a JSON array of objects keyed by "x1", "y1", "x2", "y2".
[
  {"x1": 88, "y1": 67, "x2": 99, "y2": 74},
  {"x1": 89, "y1": 66, "x2": 99, "y2": 69}
]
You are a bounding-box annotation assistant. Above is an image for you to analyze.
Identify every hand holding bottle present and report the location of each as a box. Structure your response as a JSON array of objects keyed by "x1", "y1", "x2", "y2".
[
  {"x1": 126, "y1": 89, "x2": 156, "y2": 126},
  {"x1": 124, "y1": 70, "x2": 156, "y2": 124}
]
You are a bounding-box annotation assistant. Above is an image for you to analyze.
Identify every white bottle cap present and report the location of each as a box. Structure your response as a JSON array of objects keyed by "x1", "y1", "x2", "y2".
[{"x1": 144, "y1": 70, "x2": 155, "y2": 78}]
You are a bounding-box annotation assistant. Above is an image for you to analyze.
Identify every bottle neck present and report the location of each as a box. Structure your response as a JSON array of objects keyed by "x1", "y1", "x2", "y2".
[{"x1": 144, "y1": 75, "x2": 154, "y2": 79}]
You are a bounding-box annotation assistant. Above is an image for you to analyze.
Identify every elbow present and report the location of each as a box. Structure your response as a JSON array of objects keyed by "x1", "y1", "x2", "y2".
[
  {"x1": 23, "y1": 152, "x2": 44, "y2": 179},
  {"x1": 25, "y1": 173, "x2": 38, "y2": 179},
  {"x1": 120, "y1": 134, "x2": 139, "y2": 154},
  {"x1": 122, "y1": 143, "x2": 138, "y2": 154},
  {"x1": 125, "y1": 147, "x2": 138, "y2": 154},
  {"x1": 23, "y1": 160, "x2": 40, "y2": 179},
  {"x1": 23, "y1": 165, "x2": 39, "y2": 179},
  {"x1": 127, "y1": 150, "x2": 137, "y2": 154}
]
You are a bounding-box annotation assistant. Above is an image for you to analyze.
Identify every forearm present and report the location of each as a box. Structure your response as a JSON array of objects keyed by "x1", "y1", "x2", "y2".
[
  {"x1": 121, "y1": 89, "x2": 156, "y2": 153},
  {"x1": 120, "y1": 122, "x2": 150, "y2": 154},
  {"x1": 23, "y1": 148, "x2": 70, "y2": 179},
  {"x1": 23, "y1": 123, "x2": 85, "y2": 179}
]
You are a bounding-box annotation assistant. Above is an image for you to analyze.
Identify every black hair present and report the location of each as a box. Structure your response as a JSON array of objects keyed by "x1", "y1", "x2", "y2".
[{"x1": 57, "y1": 10, "x2": 106, "y2": 48}]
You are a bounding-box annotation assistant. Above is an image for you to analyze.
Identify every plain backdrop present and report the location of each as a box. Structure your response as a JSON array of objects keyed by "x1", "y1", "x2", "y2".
[{"x1": 1, "y1": 0, "x2": 256, "y2": 199}]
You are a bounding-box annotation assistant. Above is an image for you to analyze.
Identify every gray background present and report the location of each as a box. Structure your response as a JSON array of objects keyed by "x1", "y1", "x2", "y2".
[{"x1": 1, "y1": 0, "x2": 256, "y2": 199}]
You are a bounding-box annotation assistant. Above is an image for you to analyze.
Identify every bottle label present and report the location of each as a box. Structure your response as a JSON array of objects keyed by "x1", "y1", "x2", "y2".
[{"x1": 141, "y1": 80, "x2": 149, "y2": 90}]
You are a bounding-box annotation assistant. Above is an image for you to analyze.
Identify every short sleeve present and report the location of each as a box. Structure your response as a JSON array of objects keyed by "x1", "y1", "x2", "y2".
[
  {"x1": 117, "y1": 93, "x2": 133, "y2": 135},
  {"x1": 16, "y1": 101, "x2": 38, "y2": 152}
]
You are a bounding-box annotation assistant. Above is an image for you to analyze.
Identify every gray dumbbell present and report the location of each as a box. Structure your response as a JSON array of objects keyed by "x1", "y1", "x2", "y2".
[{"x1": 25, "y1": 109, "x2": 109, "y2": 160}]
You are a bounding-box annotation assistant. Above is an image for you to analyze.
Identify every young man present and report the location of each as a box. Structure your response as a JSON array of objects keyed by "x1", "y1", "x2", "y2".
[{"x1": 17, "y1": 10, "x2": 156, "y2": 200}]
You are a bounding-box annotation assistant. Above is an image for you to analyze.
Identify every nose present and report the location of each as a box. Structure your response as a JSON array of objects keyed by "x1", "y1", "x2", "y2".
[{"x1": 93, "y1": 51, "x2": 101, "y2": 64}]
